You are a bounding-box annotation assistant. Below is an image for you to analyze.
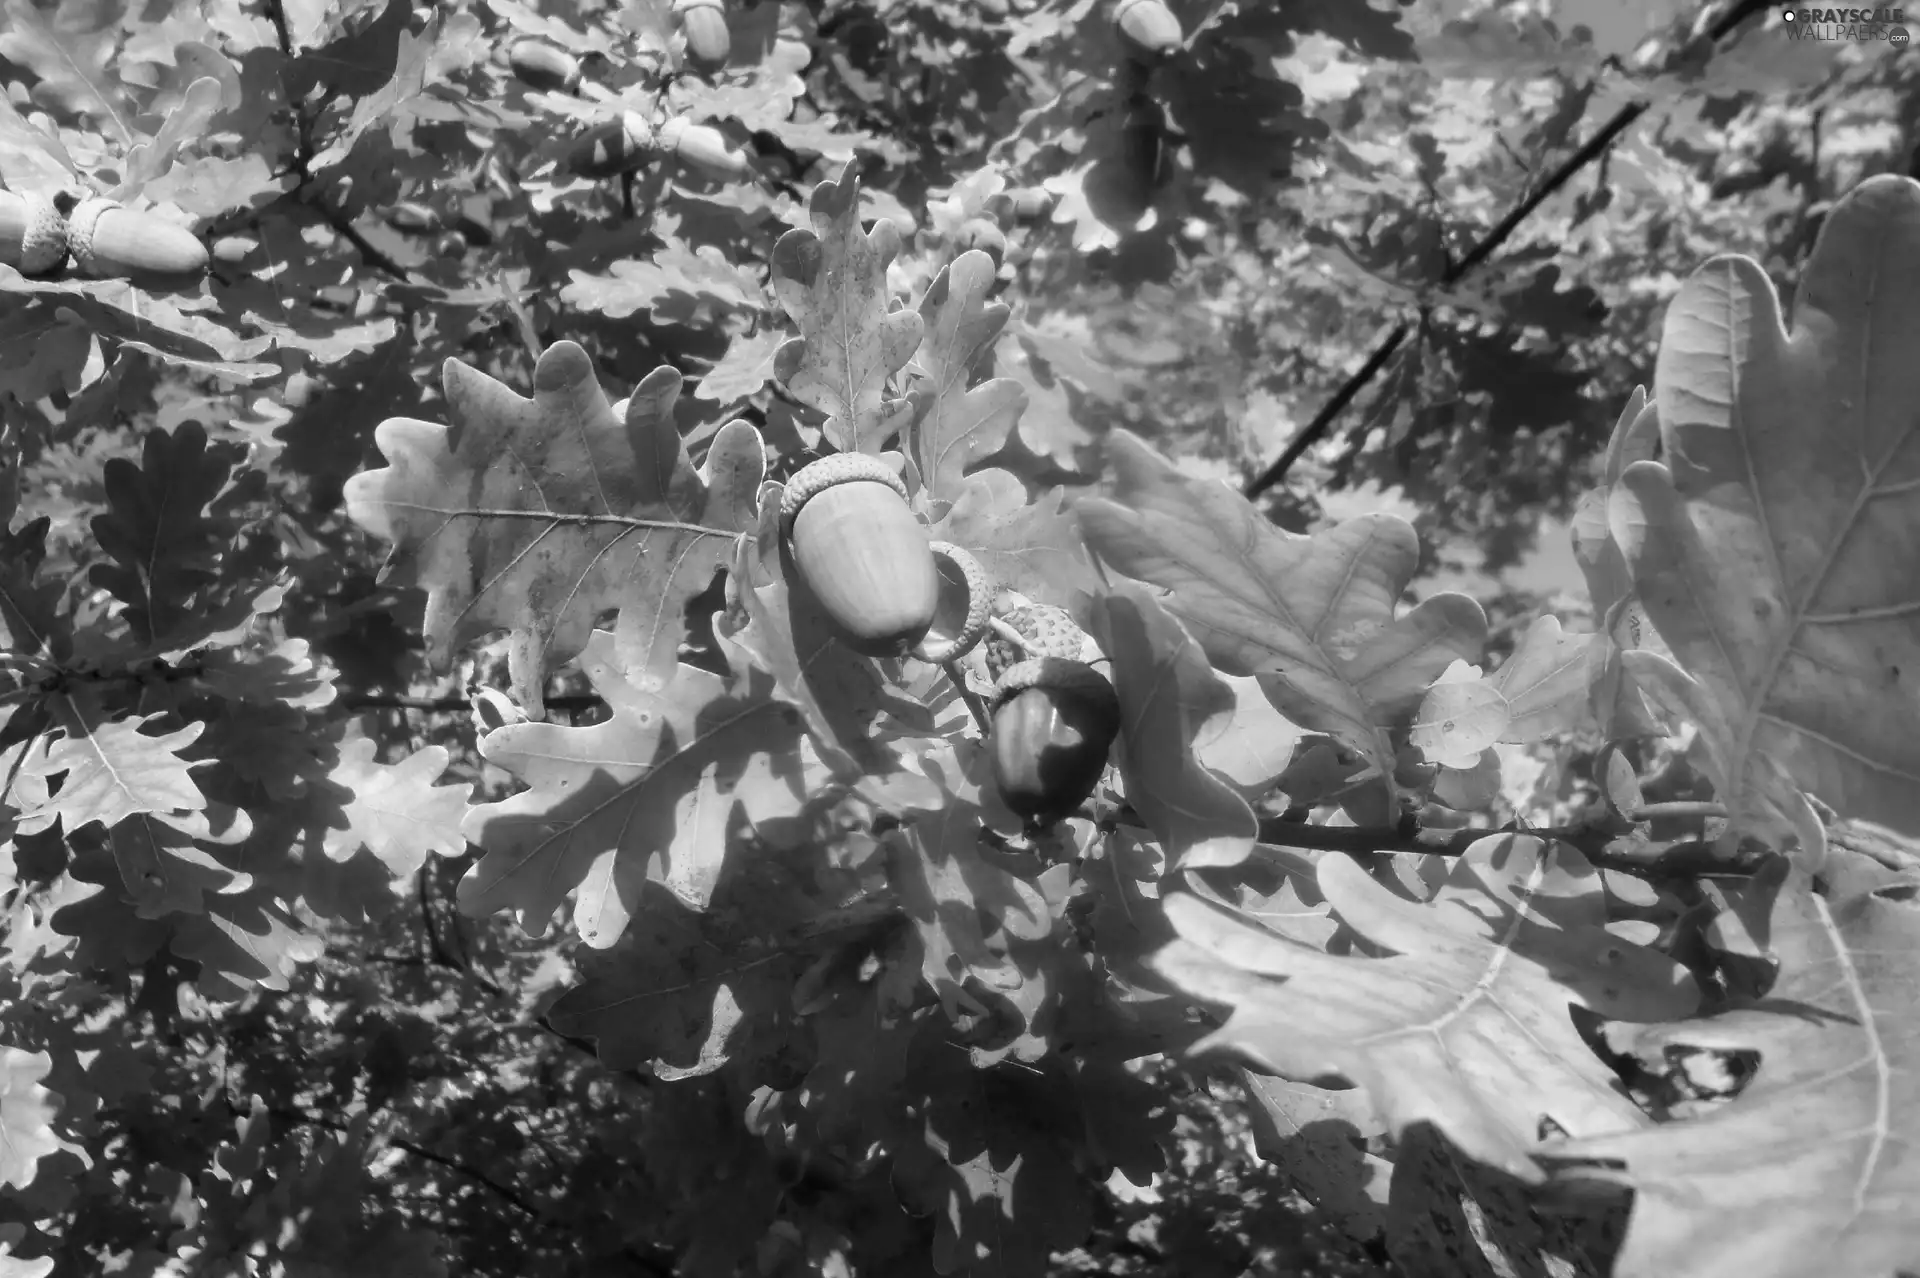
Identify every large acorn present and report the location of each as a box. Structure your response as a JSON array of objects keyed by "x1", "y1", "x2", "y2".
[
  {"x1": 66, "y1": 199, "x2": 208, "y2": 284},
  {"x1": 0, "y1": 190, "x2": 68, "y2": 276},
  {"x1": 781, "y1": 454, "x2": 939, "y2": 658},
  {"x1": 673, "y1": 0, "x2": 732, "y2": 69},
  {"x1": 567, "y1": 112, "x2": 656, "y2": 178},
  {"x1": 1112, "y1": 0, "x2": 1182, "y2": 58},
  {"x1": 659, "y1": 116, "x2": 750, "y2": 182},
  {"x1": 509, "y1": 38, "x2": 582, "y2": 92},
  {"x1": 988, "y1": 656, "x2": 1120, "y2": 827}
]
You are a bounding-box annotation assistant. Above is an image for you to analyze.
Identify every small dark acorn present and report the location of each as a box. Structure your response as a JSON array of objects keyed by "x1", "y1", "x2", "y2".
[{"x1": 988, "y1": 657, "x2": 1120, "y2": 826}]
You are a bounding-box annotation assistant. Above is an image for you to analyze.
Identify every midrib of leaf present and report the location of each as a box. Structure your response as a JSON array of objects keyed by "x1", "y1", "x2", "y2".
[
  {"x1": 1822, "y1": 893, "x2": 1892, "y2": 1227},
  {"x1": 1380, "y1": 855, "x2": 1537, "y2": 1048},
  {"x1": 13, "y1": 6, "x2": 132, "y2": 147},
  {"x1": 1729, "y1": 240, "x2": 1920, "y2": 792}
]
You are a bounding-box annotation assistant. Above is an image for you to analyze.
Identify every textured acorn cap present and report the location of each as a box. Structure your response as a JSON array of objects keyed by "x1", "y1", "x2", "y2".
[
  {"x1": 779, "y1": 453, "x2": 908, "y2": 540},
  {"x1": 913, "y1": 541, "x2": 992, "y2": 663},
  {"x1": 0, "y1": 192, "x2": 69, "y2": 276},
  {"x1": 990, "y1": 656, "x2": 1117, "y2": 712}
]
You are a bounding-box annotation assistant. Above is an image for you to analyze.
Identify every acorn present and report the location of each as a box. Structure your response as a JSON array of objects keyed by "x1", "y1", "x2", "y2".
[
  {"x1": 781, "y1": 454, "x2": 939, "y2": 658},
  {"x1": 1112, "y1": 0, "x2": 1182, "y2": 58},
  {"x1": 988, "y1": 656, "x2": 1120, "y2": 826},
  {"x1": 0, "y1": 191, "x2": 68, "y2": 276},
  {"x1": 994, "y1": 187, "x2": 1053, "y2": 225},
  {"x1": 508, "y1": 38, "x2": 582, "y2": 92},
  {"x1": 66, "y1": 199, "x2": 208, "y2": 284},
  {"x1": 956, "y1": 217, "x2": 1007, "y2": 268},
  {"x1": 913, "y1": 542, "x2": 992, "y2": 664},
  {"x1": 384, "y1": 201, "x2": 439, "y2": 235},
  {"x1": 567, "y1": 112, "x2": 656, "y2": 178},
  {"x1": 673, "y1": 0, "x2": 732, "y2": 70},
  {"x1": 658, "y1": 116, "x2": 750, "y2": 182}
]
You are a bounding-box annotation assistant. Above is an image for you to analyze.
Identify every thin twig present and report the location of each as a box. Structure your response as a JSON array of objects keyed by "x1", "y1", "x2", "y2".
[
  {"x1": 944, "y1": 661, "x2": 992, "y2": 735},
  {"x1": 1242, "y1": 0, "x2": 1773, "y2": 500}
]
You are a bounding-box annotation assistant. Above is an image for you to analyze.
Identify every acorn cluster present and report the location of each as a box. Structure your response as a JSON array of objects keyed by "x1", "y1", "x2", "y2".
[
  {"x1": 0, "y1": 190, "x2": 208, "y2": 284},
  {"x1": 778, "y1": 456, "x2": 1118, "y2": 827}
]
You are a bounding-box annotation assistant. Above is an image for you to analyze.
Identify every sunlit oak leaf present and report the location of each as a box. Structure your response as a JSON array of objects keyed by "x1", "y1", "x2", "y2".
[
  {"x1": 320, "y1": 737, "x2": 472, "y2": 879},
  {"x1": 172, "y1": 890, "x2": 325, "y2": 1002},
  {"x1": 770, "y1": 167, "x2": 924, "y2": 453},
  {"x1": 1078, "y1": 430, "x2": 1486, "y2": 799},
  {"x1": 342, "y1": 344, "x2": 765, "y2": 717},
  {"x1": 714, "y1": 485, "x2": 936, "y2": 780},
  {"x1": 1089, "y1": 584, "x2": 1258, "y2": 870},
  {"x1": 904, "y1": 251, "x2": 1026, "y2": 504},
  {"x1": 17, "y1": 713, "x2": 209, "y2": 837},
  {"x1": 1411, "y1": 616, "x2": 1596, "y2": 770},
  {"x1": 458, "y1": 630, "x2": 808, "y2": 948},
  {"x1": 1546, "y1": 857, "x2": 1920, "y2": 1278},
  {"x1": 1190, "y1": 672, "x2": 1306, "y2": 799},
  {"x1": 1610, "y1": 175, "x2": 1920, "y2": 854},
  {"x1": 0, "y1": 0, "x2": 131, "y2": 144},
  {"x1": 1152, "y1": 834, "x2": 1699, "y2": 1180},
  {"x1": 0, "y1": 1048, "x2": 62, "y2": 1191},
  {"x1": 930, "y1": 468, "x2": 1099, "y2": 608}
]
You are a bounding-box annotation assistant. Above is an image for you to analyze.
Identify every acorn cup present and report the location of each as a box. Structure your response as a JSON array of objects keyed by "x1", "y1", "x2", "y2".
[
  {"x1": 673, "y1": 0, "x2": 732, "y2": 70},
  {"x1": 0, "y1": 190, "x2": 68, "y2": 276},
  {"x1": 508, "y1": 38, "x2": 582, "y2": 92},
  {"x1": 913, "y1": 542, "x2": 992, "y2": 664},
  {"x1": 987, "y1": 656, "x2": 1121, "y2": 827},
  {"x1": 567, "y1": 112, "x2": 656, "y2": 178},
  {"x1": 781, "y1": 454, "x2": 940, "y2": 658},
  {"x1": 1112, "y1": 0, "x2": 1183, "y2": 58},
  {"x1": 66, "y1": 199, "x2": 208, "y2": 285},
  {"x1": 658, "y1": 116, "x2": 751, "y2": 182}
]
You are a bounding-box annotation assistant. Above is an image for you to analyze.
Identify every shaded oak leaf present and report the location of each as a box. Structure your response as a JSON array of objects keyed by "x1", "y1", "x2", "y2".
[
  {"x1": 904, "y1": 251, "x2": 1026, "y2": 504},
  {"x1": 930, "y1": 468, "x2": 1098, "y2": 608},
  {"x1": 545, "y1": 888, "x2": 800, "y2": 1079},
  {"x1": 17, "y1": 713, "x2": 209, "y2": 837},
  {"x1": 0, "y1": 0, "x2": 131, "y2": 144},
  {"x1": 88, "y1": 423, "x2": 241, "y2": 647},
  {"x1": 110, "y1": 75, "x2": 226, "y2": 202},
  {"x1": 1610, "y1": 175, "x2": 1920, "y2": 855},
  {"x1": 770, "y1": 167, "x2": 924, "y2": 453},
  {"x1": 0, "y1": 1048, "x2": 62, "y2": 1191},
  {"x1": 1240, "y1": 1070, "x2": 1392, "y2": 1244},
  {"x1": 1078, "y1": 431, "x2": 1486, "y2": 798},
  {"x1": 104, "y1": 811, "x2": 251, "y2": 918},
  {"x1": 1088, "y1": 583, "x2": 1257, "y2": 870},
  {"x1": 0, "y1": 518, "x2": 64, "y2": 659},
  {"x1": 714, "y1": 485, "x2": 935, "y2": 779},
  {"x1": 1570, "y1": 389, "x2": 1674, "y2": 740},
  {"x1": 458, "y1": 629, "x2": 808, "y2": 947},
  {"x1": 342, "y1": 343, "x2": 765, "y2": 717},
  {"x1": 319, "y1": 737, "x2": 472, "y2": 879},
  {"x1": 887, "y1": 801, "x2": 1052, "y2": 1017},
  {"x1": 172, "y1": 890, "x2": 326, "y2": 1002},
  {"x1": 1410, "y1": 616, "x2": 1593, "y2": 770},
  {"x1": 1189, "y1": 672, "x2": 1307, "y2": 799},
  {"x1": 1546, "y1": 858, "x2": 1920, "y2": 1278},
  {"x1": 1152, "y1": 834, "x2": 1700, "y2": 1180}
]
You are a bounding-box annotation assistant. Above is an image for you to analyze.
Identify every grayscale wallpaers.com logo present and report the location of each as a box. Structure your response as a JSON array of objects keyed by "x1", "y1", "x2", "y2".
[{"x1": 1781, "y1": 7, "x2": 1912, "y2": 42}]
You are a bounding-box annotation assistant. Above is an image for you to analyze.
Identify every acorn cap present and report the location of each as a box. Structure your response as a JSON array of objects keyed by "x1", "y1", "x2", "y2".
[
  {"x1": 984, "y1": 604, "x2": 1091, "y2": 682},
  {"x1": 991, "y1": 656, "x2": 1117, "y2": 713},
  {"x1": 779, "y1": 453, "x2": 908, "y2": 540},
  {"x1": 0, "y1": 191, "x2": 69, "y2": 276},
  {"x1": 913, "y1": 541, "x2": 992, "y2": 664}
]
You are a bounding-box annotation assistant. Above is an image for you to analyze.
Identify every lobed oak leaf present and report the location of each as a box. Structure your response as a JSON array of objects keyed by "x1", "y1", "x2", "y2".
[
  {"x1": 561, "y1": 245, "x2": 763, "y2": 321},
  {"x1": 545, "y1": 888, "x2": 800, "y2": 1078},
  {"x1": 1078, "y1": 430, "x2": 1486, "y2": 804},
  {"x1": 904, "y1": 251, "x2": 1026, "y2": 504},
  {"x1": 170, "y1": 890, "x2": 326, "y2": 1002},
  {"x1": 17, "y1": 713, "x2": 209, "y2": 837},
  {"x1": 0, "y1": 1048, "x2": 61, "y2": 1191},
  {"x1": 1240, "y1": 1070, "x2": 1392, "y2": 1244},
  {"x1": 318, "y1": 737, "x2": 471, "y2": 879},
  {"x1": 770, "y1": 166, "x2": 924, "y2": 453},
  {"x1": 0, "y1": 273, "x2": 277, "y2": 372},
  {"x1": 1410, "y1": 615, "x2": 1593, "y2": 772},
  {"x1": 1610, "y1": 175, "x2": 1920, "y2": 856},
  {"x1": 929, "y1": 468, "x2": 1098, "y2": 608},
  {"x1": 1546, "y1": 857, "x2": 1920, "y2": 1278},
  {"x1": 0, "y1": 0, "x2": 133, "y2": 146},
  {"x1": 342, "y1": 342, "x2": 765, "y2": 716},
  {"x1": 1088, "y1": 583, "x2": 1258, "y2": 870},
  {"x1": 695, "y1": 327, "x2": 781, "y2": 404},
  {"x1": 308, "y1": 11, "x2": 444, "y2": 171},
  {"x1": 104, "y1": 810, "x2": 251, "y2": 918},
  {"x1": 110, "y1": 76, "x2": 226, "y2": 202},
  {"x1": 458, "y1": 630, "x2": 808, "y2": 948},
  {"x1": 0, "y1": 95, "x2": 76, "y2": 189},
  {"x1": 1152, "y1": 834, "x2": 1699, "y2": 1179}
]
